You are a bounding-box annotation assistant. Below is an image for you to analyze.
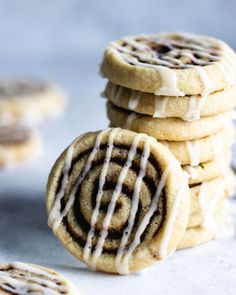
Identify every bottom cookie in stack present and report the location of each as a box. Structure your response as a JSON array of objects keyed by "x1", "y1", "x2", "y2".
[{"x1": 0, "y1": 125, "x2": 41, "y2": 167}]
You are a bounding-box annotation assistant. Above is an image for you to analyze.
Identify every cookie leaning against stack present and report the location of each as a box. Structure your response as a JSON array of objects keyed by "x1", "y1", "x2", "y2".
[
  {"x1": 47, "y1": 128, "x2": 190, "y2": 274},
  {"x1": 101, "y1": 32, "x2": 236, "y2": 248}
]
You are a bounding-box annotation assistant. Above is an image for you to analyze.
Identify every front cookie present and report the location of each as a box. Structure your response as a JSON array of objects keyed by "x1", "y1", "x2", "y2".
[{"x1": 46, "y1": 128, "x2": 190, "y2": 274}]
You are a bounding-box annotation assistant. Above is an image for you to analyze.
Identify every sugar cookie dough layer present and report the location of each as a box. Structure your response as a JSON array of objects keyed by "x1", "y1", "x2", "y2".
[
  {"x1": 105, "y1": 82, "x2": 236, "y2": 121},
  {"x1": 107, "y1": 101, "x2": 231, "y2": 141}
]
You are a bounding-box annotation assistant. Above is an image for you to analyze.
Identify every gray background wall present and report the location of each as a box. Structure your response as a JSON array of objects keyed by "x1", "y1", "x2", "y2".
[{"x1": 0, "y1": 0, "x2": 235, "y2": 61}]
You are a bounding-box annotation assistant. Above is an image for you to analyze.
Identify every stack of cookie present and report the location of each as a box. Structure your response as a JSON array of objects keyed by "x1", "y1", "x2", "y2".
[
  {"x1": 100, "y1": 32, "x2": 236, "y2": 248},
  {"x1": 0, "y1": 78, "x2": 65, "y2": 167}
]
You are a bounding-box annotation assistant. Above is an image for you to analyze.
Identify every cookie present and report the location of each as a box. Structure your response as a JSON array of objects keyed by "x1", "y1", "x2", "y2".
[
  {"x1": 108, "y1": 125, "x2": 234, "y2": 166},
  {"x1": 46, "y1": 128, "x2": 189, "y2": 274},
  {"x1": 178, "y1": 212, "x2": 233, "y2": 249},
  {"x1": 0, "y1": 126, "x2": 41, "y2": 167},
  {"x1": 104, "y1": 82, "x2": 236, "y2": 121},
  {"x1": 161, "y1": 127, "x2": 234, "y2": 166},
  {"x1": 0, "y1": 262, "x2": 79, "y2": 294},
  {"x1": 101, "y1": 33, "x2": 236, "y2": 96},
  {"x1": 190, "y1": 176, "x2": 231, "y2": 216},
  {"x1": 183, "y1": 153, "x2": 231, "y2": 185},
  {"x1": 0, "y1": 78, "x2": 66, "y2": 125},
  {"x1": 188, "y1": 198, "x2": 225, "y2": 228},
  {"x1": 106, "y1": 101, "x2": 231, "y2": 141}
]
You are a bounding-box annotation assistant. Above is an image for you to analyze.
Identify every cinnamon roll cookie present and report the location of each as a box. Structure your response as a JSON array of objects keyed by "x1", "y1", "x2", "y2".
[
  {"x1": 101, "y1": 33, "x2": 236, "y2": 96},
  {"x1": 46, "y1": 128, "x2": 190, "y2": 274},
  {"x1": 178, "y1": 212, "x2": 233, "y2": 249},
  {"x1": 0, "y1": 78, "x2": 66, "y2": 125},
  {"x1": 104, "y1": 82, "x2": 236, "y2": 121},
  {"x1": 0, "y1": 262, "x2": 79, "y2": 294},
  {"x1": 106, "y1": 101, "x2": 231, "y2": 141},
  {"x1": 0, "y1": 126, "x2": 41, "y2": 167},
  {"x1": 183, "y1": 153, "x2": 231, "y2": 185},
  {"x1": 189, "y1": 176, "x2": 231, "y2": 216}
]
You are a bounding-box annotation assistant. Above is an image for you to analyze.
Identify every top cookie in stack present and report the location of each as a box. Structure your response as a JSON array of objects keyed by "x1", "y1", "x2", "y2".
[{"x1": 101, "y1": 32, "x2": 236, "y2": 247}]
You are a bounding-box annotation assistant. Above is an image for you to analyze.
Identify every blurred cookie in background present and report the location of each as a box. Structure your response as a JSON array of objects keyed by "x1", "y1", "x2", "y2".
[
  {"x1": 0, "y1": 261, "x2": 80, "y2": 294},
  {"x1": 0, "y1": 125, "x2": 42, "y2": 167},
  {"x1": 0, "y1": 78, "x2": 66, "y2": 126}
]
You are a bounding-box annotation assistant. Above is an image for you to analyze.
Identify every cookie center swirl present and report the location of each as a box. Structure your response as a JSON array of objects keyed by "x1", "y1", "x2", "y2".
[
  {"x1": 113, "y1": 33, "x2": 222, "y2": 69},
  {"x1": 66, "y1": 143, "x2": 164, "y2": 250}
]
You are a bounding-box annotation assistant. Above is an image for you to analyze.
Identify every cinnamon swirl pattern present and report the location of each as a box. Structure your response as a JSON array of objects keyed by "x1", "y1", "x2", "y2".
[
  {"x1": 101, "y1": 33, "x2": 236, "y2": 96},
  {"x1": 46, "y1": 128, "x2": 190, "y2": 274},
  {"x1": 0, "y1": 262, "x2": 79, "y2": 294}
]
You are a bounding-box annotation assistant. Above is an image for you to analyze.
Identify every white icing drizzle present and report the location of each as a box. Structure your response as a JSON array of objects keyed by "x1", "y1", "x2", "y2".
[
  {"x1": 90, "y1": 134, "x2": 151, "y2": 270},
  {"x1": 153, "y1": 96, "x2": 169, "y2": 118},
  {"x1": 115, "y1": 164, "x2": 171, "y2": 274},
  {"x1": 185, "y1": 140, "x2": 200, "y2": 166},
  {"x1": 199, "y1": 180, "x2": 225, "y2": 234},
  {"x1": 0, "y1": 262, "x2": 66, "y2": 295},
  {"x1": 83, "y1": 128, "x2": 121, "y2": 265},
  {"x1": 114, "y1": 136, "x2": 152, "y2": 274},
  {"x1": 181, "y1": 66, "x2": 211, "y2": 121},
  {"x1": 159, "y1": 171, "x2": 189, "y2": 258},
  {"x1": 128, "y1": 90, "x2": 142, "y2": 110},
  {"x1": 48, "y1": 128, "x2": 115, "y2": 232},
  {"x1": 154, "y1": 66, "x2": 184, "y2": 96},
  {"x1": 182, "y1": 95, "x2": 205, "y2": 121},
  {"x1": 160, "y1": 141, "x2": 169, "y2": 148},
  {"x1": 48, "y1": 138, "x2": 76, "y2": 230},
  {"x1": 125, "y1": 113, "x2": 138, "y2": 129},
  {"x1": 182, "y1": 165, "x2": 198, "y2": 180},
  {"x1": 209, "y1": 131, "x2": 223, "y2": 157}
]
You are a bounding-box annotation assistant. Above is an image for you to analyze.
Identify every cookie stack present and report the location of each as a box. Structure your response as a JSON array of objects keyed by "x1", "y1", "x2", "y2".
[
  {"x1": 100, "y1": 32, "x2": 236, "y2": 248},
  {"x1": 0, "y1": 78, "x2": 65, "y2": 167}
]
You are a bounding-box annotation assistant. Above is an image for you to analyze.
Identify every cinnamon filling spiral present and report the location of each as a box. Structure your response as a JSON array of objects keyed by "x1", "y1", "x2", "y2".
[
  {"x1": 112, "y1": 33, "x2": 222, "y2": 69},
  {"x1": 55, "y1": 142, "x2": 166, "y2": 256}
]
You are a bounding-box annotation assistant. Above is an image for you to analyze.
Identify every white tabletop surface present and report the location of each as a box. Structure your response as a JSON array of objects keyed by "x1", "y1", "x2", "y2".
[{"x1": 0, "y1": 54, "x2": 236, "y2": 295}]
